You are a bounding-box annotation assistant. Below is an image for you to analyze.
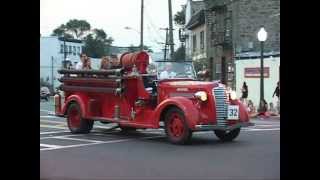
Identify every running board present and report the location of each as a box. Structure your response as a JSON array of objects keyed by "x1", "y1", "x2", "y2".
[{"x1": 87, "y1": 116, "x2": 157, "y2": 129}]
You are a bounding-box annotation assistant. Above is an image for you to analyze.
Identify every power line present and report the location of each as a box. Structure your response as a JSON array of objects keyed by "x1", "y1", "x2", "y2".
[{"x1": 144, "y1": 5, "x2": 166, "y2": 41}]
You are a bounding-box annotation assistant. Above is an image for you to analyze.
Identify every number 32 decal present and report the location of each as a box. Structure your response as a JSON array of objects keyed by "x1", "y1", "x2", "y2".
[{"x1": 229, "y1": 108, "x2": 238, "y2": 117}]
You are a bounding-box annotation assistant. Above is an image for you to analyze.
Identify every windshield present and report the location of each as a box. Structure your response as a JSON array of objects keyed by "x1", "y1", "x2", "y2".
[{"x1": 153, "y1": 61, "x2": 197, "y2": 80}]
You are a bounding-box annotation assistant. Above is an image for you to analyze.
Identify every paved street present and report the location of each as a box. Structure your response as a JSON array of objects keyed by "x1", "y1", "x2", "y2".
[{"x1": 40, "y1": 99, "x2": 280, "y2": 180}]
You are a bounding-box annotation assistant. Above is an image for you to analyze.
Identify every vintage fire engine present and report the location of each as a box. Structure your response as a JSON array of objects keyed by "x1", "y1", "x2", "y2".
[{"x1": 54, "y1": 51, "x2": 254, "y2": 144}]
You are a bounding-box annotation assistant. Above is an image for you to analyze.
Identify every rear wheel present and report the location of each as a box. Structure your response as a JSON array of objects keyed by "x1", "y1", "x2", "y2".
[
  {"x1": 164, "y1": 107, "x2": 192, "y2": 144},
  {"x1": 214, "y1": 128, "x2": 240, "y2": 142},
  {"x1": 67, "y1": 103, "x2": 94, "y2": 134}
]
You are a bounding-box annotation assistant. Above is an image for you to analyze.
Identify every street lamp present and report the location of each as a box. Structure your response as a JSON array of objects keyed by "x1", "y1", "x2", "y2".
[{"x1": 257, "y1": 26, "x2": 268, "y2": 110}]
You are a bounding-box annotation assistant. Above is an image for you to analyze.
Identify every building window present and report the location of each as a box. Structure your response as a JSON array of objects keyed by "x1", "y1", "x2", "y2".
[
  {"x1": 69, "y1": 46, "x2": 72, "y2": 54},
  {"x1": 73, "y1": 46, "x2": 76, "y2": 55},
  {"x1": 64, "y1": 45, "x2": 68, "y2": 54},
  {"x1": 200, "y1": 31, "x2": 204, "y2": 50},
  {"x1": 193, "y1": 34, "x2": 197, "y2": 52},
  {"x1": 216, "y1": 63, "x2": 221, "y2": 74},
  {"x1": 77, "y1": 47, "x2": 80, "y2": 55},
  {"x1": 60, "y1": 44, "x2": 64, "y2": 54}
]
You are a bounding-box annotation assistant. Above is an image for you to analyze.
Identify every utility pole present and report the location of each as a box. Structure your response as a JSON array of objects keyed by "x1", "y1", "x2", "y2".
[
  {"x1": 164, "y1": 29, "x2": 168, "y2": 61},
  {"x1": 140, "y1": 0, "x2": 144, "y2": 51},
  {"x1": 160, "y1": 28, "x2": 170, "y2": 61},
  {"x1": 168, "y1": 0, "x2": 174, "y2": 59},
  {"x1": 51, "y1": 56, "x2": 54, "y2": 92}
]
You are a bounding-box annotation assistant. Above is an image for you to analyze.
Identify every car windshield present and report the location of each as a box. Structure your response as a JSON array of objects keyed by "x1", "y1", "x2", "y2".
[{"x1": 153, "y1": 61, "x2": 197, "y2": 80}]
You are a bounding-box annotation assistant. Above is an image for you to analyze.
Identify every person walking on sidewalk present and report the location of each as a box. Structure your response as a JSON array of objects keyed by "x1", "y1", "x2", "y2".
[
  {"x1": 258, "y1": 99, "x2": 270, "y2": 119},
  {"x1": 269, "y1": 102, "x2": 278, "y2": 116},
  {"x1": 272, "y1": 81, "x2": 280, "y2": 114},
  {"x1": 273, "y1": 81, "x2": 280, "y2": 100},
  {"x1": 241, "y1": 82, "x2": 248, "y2": 104}
]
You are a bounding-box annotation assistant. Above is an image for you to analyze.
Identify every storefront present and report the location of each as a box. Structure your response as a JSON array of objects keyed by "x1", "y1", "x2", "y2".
[{"x1": 235, "y1": 55, "x2": 280, "y2": 107}]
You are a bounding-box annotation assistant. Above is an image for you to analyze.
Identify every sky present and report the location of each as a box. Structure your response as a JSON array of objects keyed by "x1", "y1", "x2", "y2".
[{"x1": 40, "y1": 0, "x2": 187, "y2": 52}]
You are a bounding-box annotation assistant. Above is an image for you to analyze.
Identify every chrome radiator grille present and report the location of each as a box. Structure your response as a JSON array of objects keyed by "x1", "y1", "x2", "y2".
[{"x1": 213, "y1": 86, "x2": 228, "y2": 126}]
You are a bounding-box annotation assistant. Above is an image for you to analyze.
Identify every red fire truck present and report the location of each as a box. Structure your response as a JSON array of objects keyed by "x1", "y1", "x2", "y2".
[{"x1": 54, "y1": 51, "x2": 254, "y2": 144}]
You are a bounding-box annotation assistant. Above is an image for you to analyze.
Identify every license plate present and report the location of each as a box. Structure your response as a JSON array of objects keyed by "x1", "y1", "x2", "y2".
[{"x1": 227, "y1": 105, "x2": 239, "y2": 120}]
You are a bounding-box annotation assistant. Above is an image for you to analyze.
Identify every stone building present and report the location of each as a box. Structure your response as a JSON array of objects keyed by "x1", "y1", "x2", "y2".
[
  {"x1": 185, "y1": 0, "x2": 206, "y2": 62},
  {"x1": 184, "y1": 0, "x2": 280, "y2": 88}
]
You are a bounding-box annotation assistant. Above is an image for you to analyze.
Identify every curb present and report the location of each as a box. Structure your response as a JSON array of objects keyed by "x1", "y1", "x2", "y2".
[{"x1": 251, "y1": 116, "x2": 280, "y2": 121}]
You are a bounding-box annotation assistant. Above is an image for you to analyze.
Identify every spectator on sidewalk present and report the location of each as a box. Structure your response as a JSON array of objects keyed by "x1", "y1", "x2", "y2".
[
  {"x1": 276, "y1": 100, "x2": 280, "y2": 115},
  {"x1": 272, "y1": 81, "x2": 280, "y2": 100},
  {"x1": 273, "y1": 81, "x2": 280, "y2": 114},
  {"x1": 241, "y1": 82, "x2": 248, "y2": 104},
  {"x1": 269, "y1": 102, "x2": 278, "y2": 116},
  {"x1": 247, "y1": 100, "x2": 259, "y2": 118},
  {"x1": 257, "y1": 99, "x2": 270, "y2": 118}
]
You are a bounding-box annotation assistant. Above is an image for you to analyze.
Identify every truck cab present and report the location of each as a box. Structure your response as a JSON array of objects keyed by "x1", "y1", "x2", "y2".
[{"x1": 54, "y1": 51, "x2": 254, "y2": 144}]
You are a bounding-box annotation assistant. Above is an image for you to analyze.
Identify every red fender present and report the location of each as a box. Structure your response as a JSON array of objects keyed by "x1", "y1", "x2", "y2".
[
  {"x1": 62, "y1": 94, "x2": 88, "y2": 117},
  {"x1": 230, "y1": 99, "x2": 250, "y2": 122},
  {"x1": 154, "y1": 97, "x2": 199, "y2": 130}
]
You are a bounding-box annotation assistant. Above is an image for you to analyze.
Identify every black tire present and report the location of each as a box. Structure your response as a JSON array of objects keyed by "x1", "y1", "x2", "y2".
[
  {"x1": 214, "y1": 128, "x2": 241, "y2": 142},
  {"x1": 100, "y1": 121, "x2": 111, "y2": 124},
  {"x1": 164, "y1": 107, "x2": 192, "y2": 145},
  {"x1": 67, "y1": 103, "x2": 94, "y2": 134}
]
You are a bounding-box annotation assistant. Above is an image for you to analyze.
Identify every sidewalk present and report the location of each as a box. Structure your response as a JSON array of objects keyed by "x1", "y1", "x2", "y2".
[{"x1": 251, "y1": 115, "x2": 280, "y2": 121}]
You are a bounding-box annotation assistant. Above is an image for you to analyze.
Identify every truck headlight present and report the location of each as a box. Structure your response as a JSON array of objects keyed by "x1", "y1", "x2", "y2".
[
  {"x1": 230, "y1": 91, "x2": 237, "y2": 100},
  {"x1": 195, "y1": 91, "x2": 207, "y2": 101}
]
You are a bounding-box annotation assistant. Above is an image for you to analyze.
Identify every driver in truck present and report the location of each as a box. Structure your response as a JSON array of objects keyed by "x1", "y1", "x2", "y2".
[{"x1": 159, "y1": 63, "x2": 176, "y2": 79}]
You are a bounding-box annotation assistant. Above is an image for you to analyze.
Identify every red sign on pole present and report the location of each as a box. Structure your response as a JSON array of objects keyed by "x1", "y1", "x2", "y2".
[{"x1": 244, "y1": 67, "x2": 269, "y2": 78}]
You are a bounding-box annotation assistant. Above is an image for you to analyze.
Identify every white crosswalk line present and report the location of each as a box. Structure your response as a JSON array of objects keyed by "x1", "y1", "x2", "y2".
[
  {"x1": 52, "y1": 136, "x2": 104, "y2": 143},
  {"x1": 40, "y1": 143, "x2": 63, "y2": 148},
  {"x1": 40, "y1": 131, "x2": 69, "y2": 135},
  {"x1": 40, "y1": 124, "x2": 68, "y2": 130}
]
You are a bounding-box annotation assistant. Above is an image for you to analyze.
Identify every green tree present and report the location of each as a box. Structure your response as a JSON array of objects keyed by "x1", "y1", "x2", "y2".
[
  {"x1": 51, "y1": 20, "x2": 91, "y2": 40},
  {"x1": 174, "y1": 6, "x2": 186, "y2": 26},
  {"x1": 173, "y1": 45, "x2": 186, "y2": 60},
  {"x1": 52, "y1": 20, "x2": 114, "y2": 58},
  {"x1": 66, "y1": 19, "x2": 91, "y2": 39},
  {"x1": 83, "y1": 28, "x2": 114, "y2": 58}
]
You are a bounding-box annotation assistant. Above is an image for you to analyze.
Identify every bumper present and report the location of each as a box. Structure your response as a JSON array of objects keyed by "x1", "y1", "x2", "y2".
[{"x1": 194, "y1": 122, "x2": 255, "y2": 131}]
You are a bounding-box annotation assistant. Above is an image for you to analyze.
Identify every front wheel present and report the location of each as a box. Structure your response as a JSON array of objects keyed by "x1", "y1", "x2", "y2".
[
  {"x1": 164, "y1": 107, "x2": 192, "y2": 144},
  {"x1": 214, "y1": 128, "x2": 241, "y2": 142},
  {"x1": 67, "y1": 103, "x2": 94, "y2": 134}
]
